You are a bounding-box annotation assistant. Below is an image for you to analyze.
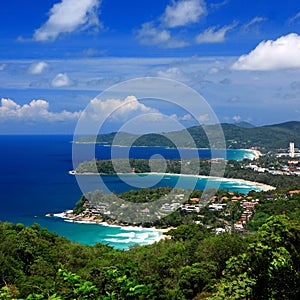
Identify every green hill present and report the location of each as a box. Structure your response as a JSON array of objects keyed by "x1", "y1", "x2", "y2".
[{"x1": 75, "y1": 121, "x2": 300, "y2": 151}]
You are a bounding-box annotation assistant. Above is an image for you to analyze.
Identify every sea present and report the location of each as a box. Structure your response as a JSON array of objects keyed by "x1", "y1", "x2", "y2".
[{"x1": 0, "y1": 135, "x2": 261, "y2": 250}]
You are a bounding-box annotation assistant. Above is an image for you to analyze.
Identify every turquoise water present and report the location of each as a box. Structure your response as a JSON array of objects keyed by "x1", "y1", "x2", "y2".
[
  {"x1": 0, "y1": 135, "x2": 262, "y2": 250},
  {"x1": 15, "y1": 216, "x2": 163, "y2": 250},
  {"x1": 77, "y1": 173, "x2": 266, "y2": 195}
]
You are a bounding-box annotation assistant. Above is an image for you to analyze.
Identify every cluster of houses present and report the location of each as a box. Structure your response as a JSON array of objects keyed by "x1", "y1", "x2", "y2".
[
  {"x1": 246, "y1": 160, "x2": 300, "y2": 176},
  {"x1": 209, "y1": 190, "x2": 300, "y2": 232},
  {"x1": 67, "y1": 192, "x2": 261, "y2": 230},
  {"x1": 247, "y1": 143, "x2": 300, "y2": 176},
  {"x1": 62, "y1": 189, "x2": 300, "y2": 231},
  {"x1": 159, "y1": 192, "x2": 262, "y2": 231},
  {"x1": 207, "y1": 193, "x2": 260, "y2": 231}
]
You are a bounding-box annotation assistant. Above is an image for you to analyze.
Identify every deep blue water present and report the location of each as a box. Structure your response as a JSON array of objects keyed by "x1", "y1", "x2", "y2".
[{"x1": 0, "y1": 135, "x2": 259, "y2": 249}]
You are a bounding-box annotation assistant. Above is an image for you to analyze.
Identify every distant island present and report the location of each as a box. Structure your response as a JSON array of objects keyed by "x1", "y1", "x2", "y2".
[{"x1": 74, "y1": 121, "x2": 300, "y2": 151}]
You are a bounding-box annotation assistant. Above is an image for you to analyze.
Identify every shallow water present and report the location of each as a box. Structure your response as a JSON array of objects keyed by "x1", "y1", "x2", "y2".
[{"x1": 0, "y1": 135, "x2": 260, "y2": 249}]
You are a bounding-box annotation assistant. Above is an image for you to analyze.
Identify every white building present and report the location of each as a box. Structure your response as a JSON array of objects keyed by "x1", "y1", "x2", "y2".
[{"x1": 290, "y1": 142, "x2": 295, "y2": 158}]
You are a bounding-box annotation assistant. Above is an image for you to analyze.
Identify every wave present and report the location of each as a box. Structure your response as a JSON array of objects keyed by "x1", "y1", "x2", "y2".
[
  {"x1": 121, "y1": 226, "x2": 145, "y2": 231},
  {"x1": 104, "y1": 231, "x2": 161, "y2": 245},
  {"x1": 104, "y1": 237, "x2": 148, "y2": 244},
  {"x1": 52, "y1": 213, "x2": 66, "y2": 218},
  {"x1": 229, "y1": 184, "x2": 255, "y2": 189},
  {"x1": 108, "y1": 232, "x2": 136, "y2": 238},
  {"x1": 104, "y1": 238, "x2": 137, "y2": 244},
  {"x1": 69, "y1": 220, "x2": 96, "y2": 224}
]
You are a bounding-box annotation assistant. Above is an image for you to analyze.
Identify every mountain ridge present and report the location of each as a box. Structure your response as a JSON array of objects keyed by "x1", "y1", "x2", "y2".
[{"x1": 75, "y1": 121, "x2": 300, "y2": 151}]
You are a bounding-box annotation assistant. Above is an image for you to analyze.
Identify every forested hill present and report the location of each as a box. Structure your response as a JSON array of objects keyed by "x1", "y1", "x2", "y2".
[{"x1": 75, "y1": 121, "x2": 300, "y2": 151}]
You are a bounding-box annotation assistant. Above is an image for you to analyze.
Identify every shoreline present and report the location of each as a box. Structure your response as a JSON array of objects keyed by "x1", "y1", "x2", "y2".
[
  {"x1": 240, "y1": 148, "x2": 262, "y2": 160},
  {"x1": 73, "y1": 142, "x2": 260, "y2": 156},
  {"x1": 60, "y1": 147, "x2": 269, "y2": 247},
  {"x1": 69, "y1": 170, "x2": 275, "y2": 191},
  {"x1": 46, "y1": 211, "x2": 172, "y2": 245}
]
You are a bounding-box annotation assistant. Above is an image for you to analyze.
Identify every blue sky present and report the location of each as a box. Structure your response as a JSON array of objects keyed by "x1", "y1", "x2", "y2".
[{"x1": 1, "y1": 0, "x2": 300, "y2": 134}]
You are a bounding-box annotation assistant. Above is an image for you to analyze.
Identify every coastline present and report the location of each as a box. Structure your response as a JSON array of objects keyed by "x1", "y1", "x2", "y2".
[
  {"x1": 240, "y1": 148, "x2": 262, "y2": 160},
  {"x1": 141, "y1": 172, "x2": 275, "y2": 191},
  {"x1": 70, "y1": 170, "x2": 275, "y2": 191},
  {"x1": 61, "y1": 148, "x2": 270, "y2": 247},
  {"x1": 46, "y1": 211, "x2": 172, "y2": 245}
]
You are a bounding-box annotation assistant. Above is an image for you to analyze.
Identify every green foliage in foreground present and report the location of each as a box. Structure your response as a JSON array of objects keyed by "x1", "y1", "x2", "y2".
[
  {"x1": 247, "y1": 191, "x2": 300, "y2": 231},
  {"x1": 209, "y1": 216, "x2": 300, "y2": 299},
  {"x1": 1, "y1": 215, "x2": 300, "y2": 299}
]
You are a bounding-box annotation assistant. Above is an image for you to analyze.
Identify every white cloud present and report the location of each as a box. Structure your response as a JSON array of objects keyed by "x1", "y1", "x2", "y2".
[
  {"x1": 137, "y1": 23, "x2": 171, "y2": 45},
  {"x1": 80, "y1": 95, "x2": 197, "y2": 133},
  {"x1": 0, "y1": 98, "x2": 81, "y2": 121},
  {"x1": 197, "y1": 114, "x2": 210, "y2": 123},
  {"x1": 51, "y1": 73, "x2": 73, "y2": 87},
  {"x1": 86, "y1": 95, "x2": 157, "y2": 122},
  {"x1": 0, "y1": 64, "x2": 6, "y2": 71},
  {"x1": 28, "y1": 61, "x2": 49, "y2": 74},
  {"x1": 34, "y1": 0, "x2": 101, "y2": 41},
  {"x1": 195, "y1": 22, "x2": 236, "y2": 43},
  {"x1": 232, "y1": 115, "x2": 241, "y2": 122},
  {"x1": 210, "y1": 0, "x2": 228, "y2": 10},
  {"x1": 162, "y1": 0, "x2": 206, "y2": 28},
  {"x1": 288, "y1": 12, "x2": 300, "y2": 24},
  {"x1": 242, "y1": 17, "x2": 266, "y2": 32},
  {"x1": 136, "y1": 0, "x2": 205, "y2": 48},
  {"x1": 208, "y1": 67, "x2": 219, "y2": 74},
  {"x1": 170, "y1": 113, "x2": 193, "y2": 121},
  {"x1": 157, "y1": 67, "x2": 187, "y2": 80},
  {"x1": 136, "y1": 22, "x2": 188, "y2": 48},
  {"x1": 232, "y1": 33, "x2": 300, "y2": 70}
]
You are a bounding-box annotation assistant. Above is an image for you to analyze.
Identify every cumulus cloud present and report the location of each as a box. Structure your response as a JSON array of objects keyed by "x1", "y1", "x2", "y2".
[
  {"x1": 170, "y1": 113, "x2": 193, "y2": 121},
  {"x1": 232, "y1": 33, "x2": 300, "y2": 70},
  {"x1": 162, "y1": 0, "x2": 206, "y2": 28},
  {"x1": 157, "y1": 67, "x2": 187, "y2": 80},
  {"x1": 195, "y1": 22, "x2": 236, "y2": 43},
  {"x1": 85, "y1": 95, "x2": 157, "y2": 122},
  {"x1": 0, "y1": 98, "x2": 81, "y2": 121},
  {"x1": 232, "y1": 115, "x2": 241, "y2": 122},
  {"x1": 80, "y1": 95, "x2": 196, "y2": 133},
  {"x1": 28, "y1": 61, "x2": 49, "y2": 74},
  {"x1": 0, "y1": 96, "x2": 158, "y2": 125},
  {"x1": 197, "y1": 114, "x2": 210, "y2": 123},
  {"x1": 51, "y1": 73, "x2": 73, "y2": 87},
  {"x1": 136, "y1": 0, "x2": 205, "y2": 48},
  {"x1": 34, "y1": 0, "x2": 101, "y2": 41},
  {"x1": 137, "y1": 23, "x2": 171, "y2": 45},
  {"x1": 0, "y1": 95, "x2": 197, "y2": 133}
]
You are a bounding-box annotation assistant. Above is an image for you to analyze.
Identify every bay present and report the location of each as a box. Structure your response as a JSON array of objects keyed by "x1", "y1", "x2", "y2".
[{"x1": 0, "y1": 135, "x2": 261, "y2": 249}]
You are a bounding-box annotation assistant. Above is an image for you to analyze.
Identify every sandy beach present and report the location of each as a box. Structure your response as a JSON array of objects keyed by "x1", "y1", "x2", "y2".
[
  {"x1": 71, "y1": 169, "x2": 275, "y2": 191},
  {"x1": 139, "y1": 172, "x2": 275, "y2": 191},
  {"x1": 241, "y1": 149, "x2": 263, "y2": 160},
  {"x1": 46, "y1": 211, "x2": 170, "y2": 245}
]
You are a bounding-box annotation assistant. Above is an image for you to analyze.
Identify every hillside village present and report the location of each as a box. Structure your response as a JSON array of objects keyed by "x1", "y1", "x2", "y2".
[
  {"x1": 56, "y1": 142, "x2": 300, "y2": 232},
  {"x1": 245, "y1": 142, "x2": 300, "y2": 176},
  {"x1": 55, "y1": 186, "x2": 300, "y2": 235}
]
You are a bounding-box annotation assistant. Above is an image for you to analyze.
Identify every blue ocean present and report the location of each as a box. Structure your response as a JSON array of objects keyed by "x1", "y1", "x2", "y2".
[{"x1": 0, "y1": 135, "x2": 260, "y2": 250}]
